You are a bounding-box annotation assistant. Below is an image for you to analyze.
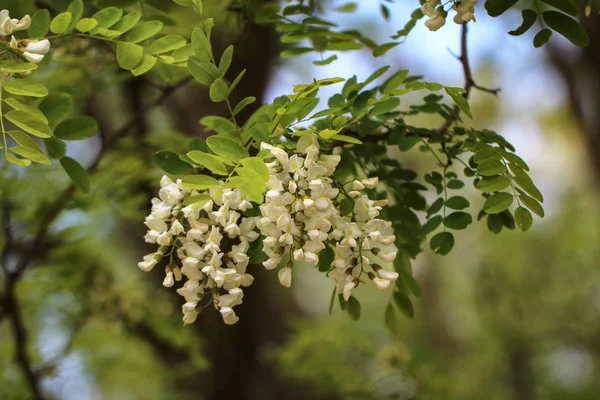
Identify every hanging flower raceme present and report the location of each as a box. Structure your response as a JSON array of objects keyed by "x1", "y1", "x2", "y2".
[
  {"x1": 258, "y1": 133, "x2": 399, "y2": 301},
  {"x1": 140, "y1": 133, "x2": 400, "y2": 325},
  {"x1": 138, "y1": 176, "x2": 258, "y2": 325}
]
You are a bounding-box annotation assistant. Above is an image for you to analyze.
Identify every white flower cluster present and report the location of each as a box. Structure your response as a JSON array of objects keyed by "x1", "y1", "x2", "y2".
[
  {"x1": 259, "y1": 134, "x2": 399, "y2": 301},
  {"x1": 421, "y1": 0, "x2": 477, "y2": 32},
  {"x1": 258, "y1": 134, "x2": 341, "y2": 287},
  {"x1": 0, "y1": 10, "x2": 50, "y2": 67},
  {"x1": 139, "y1": 134, "x2": 400, "y2": 326},
  {"x1": 138, "y1": 176, "x2": 259, "y2": 325}
]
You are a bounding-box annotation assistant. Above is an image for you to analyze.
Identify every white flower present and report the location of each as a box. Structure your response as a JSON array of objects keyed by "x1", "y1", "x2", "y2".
[
  {"x1": 26, "y1": 39, "x2": 50, "y2": 55},
  {"x1": 183, "y1": 310, "x2": 199, "y2": 325},
  {"x1": 171, "y1": 220, "x2": 185, "y2": 235},
  {"x1": 293, "y1": 249, "x2": 304, "y2": 261},
  {"x1": 343, "y1": 279, "x2": 357, "y2": 301},
  {"x1": 138, "y1": 253, "x2": 161, "y2": 271},
  {"x1": 373, "y1": 277, "x2": 391, "y2": 290},
  {"x1": 304, "y1": 252, "x2": 319, "y2": 266},
  {"x1": 453, "y1": 0, "x2": 477, "y2": 24},
  {"x1": 425, "y1": 14, "x2": 446, "y2": 31},
  {"x1": 162, "y1": 271, "x2": 174, "y2": 287},
  {"x1": 220, "y1": 307, "x2": 239, "y2": 325},
  {"x1": 263, "y1": 257, "x2": 280, "y2": 270},
  {"x1": 361, "y1": 177, "x2": 379, "y2": 189},
  {"x1": 351, "y1": 180, "x2": 365, "y2": 191},
  {"x1": 23, "y1": 52, "x2": 44, "y2": 64},
  {"x1": 377, "y1": 269, "x2": 399, "y2": 281},
  {"x1": 379, "y1": 251, "x2": 397, "y2": 263},
  {"x1": 278, "y1": 267, "x2": 292, "y2": 288}
]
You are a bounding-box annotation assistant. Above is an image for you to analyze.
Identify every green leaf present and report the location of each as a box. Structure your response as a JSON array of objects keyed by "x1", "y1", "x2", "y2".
[
  {"x1": 126, "y1": 20, "x2": 164, "y2": 43},
  {"x1": 430, "y1": 232, "x2": 454, "y2": 255},
  {"x1": 372, "y1": 42, "x2": 399, "y2": 57},
  {"x1": 533, "y1": 28, "x2": 553, "y2": 48},
  {"x1": 149, "y1": 34, "x2": 187, "y2": 54},
  {"x1": 0, "y1": 60, "x2": 38, "y2": 74},
  {"x1": 370, "y1": 97, "x2": 400, "y2": 116},
  {"x1": 514, "y1": 206, "x2": 533, "y2": 231},
  {"x1": 445, "y1": 87, "x2": 472, "y2": 118},
  {"x1": 540, "y1": 0, "x2": 577, "y2": 17},
  {"x1": 499, "y1": 149, "x2": 530, "y2": 171},
  {"x1": 485, "y1": 0, "x2": 520, "y2": 17},
  {"x1": 191, "y1": 27, "x2": 213, "y2": 61},
  {"x1": 38, "y1": 92, "x2": 73, "y2": 127},
  {"x1": 509, "y1": 164, "x2": 544, "y2": 202},
  {"x1": 330, "y1": 134, "x2": 362, "y2": 144},
  {"x1": 113, "y1": 11, "x2": 142, "y2": 34},
  {"x1": 422, "y1": 215, "x2": 442, "y2": 235},
  {"x1": 519, "y1": 194, "x2": 545, "y2": 217},
  {"x1": 218, "y1": 45, "x2": 234, "y2": 78},
  {"x1": 445, "y1": 196, "x2": 470, "y2": 210},
  {"x1": 188, "y1": 57, "x2": 216, "y2": 85},
  {"x1": 393, "y1": 292, "x2": 414, "y2": 319},
  {"x1": 483, "y1": 192, "x2": 514, "y2": 214},
  {"x1": 4, "y1": 79, "x2": 48, "y2": 98},
  {"x1": 44, "y1": 137, "x2": 66, "y2": 159},
  {"x1": 428, "y1": 198, "x2": 444, "y2": 216},
  {"x1": 4, "y1": 98, "x2": 48, "y2": 125},
  {"x1": 5, "y1": 110, "x2": 51, "y2": 138},
  {"x1": 346, "y1": 296, "x2": 361, "y2": 321},
  {"x1": 66, "y1": 0, "x2": 84, "y2": 31},
  {"x1": 60, "y1": 157, "x2": 90, "y2": 192},
  {"x1": 233, "y1": 97, "x2": 256, "y2": 115},
  {"x1": 446, "y1": 179, "x2": 464, "y2": 189},
  {"x1": 181, "y1": 174, "x2": 219, "y2": 190},
  {"x1": 6, "y1": 153, "x2": 31, "y2": 166},
  {"x1": 280, "y1": 47, "x2": 313, "y2": 58},
  {"x1": 543, "y1": 11, "x2": 589, "y2": 47},
  {"x1": 50, "y1": 12, "x2": 72, "y2": 34},
  {"x1": 325, "y1": 42, "x2": 363, "y2": 51},
  {"x1": 75, "y1": 18, "x2": 99, "y2": 33},
  {"x1": 186, "y1": 151, "x2": 228, "y2": 175},
  {"x1": 226, "y1": 176, "x2": 264, "y2": 203},
  {"x1": 206, "y1": 135, "x2": 249, "y2": 161},
  {"x1": 116, "y1": 42, "x2": 144, "y2": 70},
  {"x1": 10, "y1": 146, "x2": 50, "y2": 165},
  {"x1": 29, "y1": 9, "x2": 51, "y2": 38},
  {"x1": 476, "y1": 175, "x2": 510, "y2": 192},
  {"x1": 92, "y1": 7, "x2": 123, "y2": 29},
  {"x1": 200, "y1": 116, "x2": 236, "y2": 135},
  {"x1": 473, "y1": 147, "x2": 502, "y2": 164},
  {"x1": 313, "y1": 55, "x2": 338, "y2": 66},
  {"x1": 54, "y1": 117, "x2": 98, "y2": 140},
  {"x1": 509, "y1": 9, "x2": 537, "y2": 36},
  {"x1": 131, "y1": 55, "x2": 157, "y2": 76},
  {"x1": 240, "y1": 157, "x2": 269, "y2": 181},
  {"x1": 188, "y1": 138, "x2": 210, "y2": 152},
  {"x1": 154, "y1": 151, "x2": 189, "y2": 174},
  {"x1": 7, "y1": 130, "x2": 44, "y2": 154},
  {"x1": 209, "y1": 78, "x2": 229, "y2": 103},
  {"x1": 477, "y1": 160, "x2": 507, "y2": 176},
  {"x1": 383, "y1": 69, "x2": 409, "y2": 94},
  {"x1": 443, "y1": 211, "x2": 473, "y2": 230}
]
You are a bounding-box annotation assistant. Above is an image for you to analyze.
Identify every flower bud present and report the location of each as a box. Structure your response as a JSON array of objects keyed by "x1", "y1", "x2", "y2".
[{"x1": 278, "y1": 267, "x2": 292, "y2": 288}]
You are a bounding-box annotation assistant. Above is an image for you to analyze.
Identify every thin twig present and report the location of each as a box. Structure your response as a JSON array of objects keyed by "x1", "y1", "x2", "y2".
[{"x1": 439, "y1": 24, "x2": 500, "y2": 135}]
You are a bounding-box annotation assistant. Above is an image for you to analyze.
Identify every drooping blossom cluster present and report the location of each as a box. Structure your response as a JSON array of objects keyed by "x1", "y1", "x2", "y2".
[
  {"x1": 258, "y1": 134, "x2": 399, "y2": 301},
  {"x1": 0, "y1": 10, "x2": 50, "y2": 67},
  {"x1": 421, "y1": 0, "x2": 478, "y2": 32},
  {"x1": 138, "y1": 176, "x2": 259, "y2": 325},
  {"x1": 139, "y1": 134, "x2": 401, "y2": 325}
]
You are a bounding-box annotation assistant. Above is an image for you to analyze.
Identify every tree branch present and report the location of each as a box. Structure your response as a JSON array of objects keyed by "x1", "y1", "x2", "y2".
[{"x1": 438, "y1": 24, "x2": 500, "y2": 136}]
